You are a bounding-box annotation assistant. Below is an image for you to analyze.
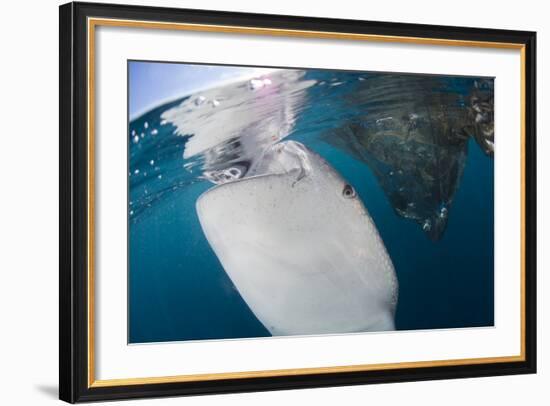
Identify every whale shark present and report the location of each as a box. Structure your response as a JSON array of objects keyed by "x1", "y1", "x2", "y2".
[{"x1": 196, "y1": 141, "x2": 398, "y2": 336}]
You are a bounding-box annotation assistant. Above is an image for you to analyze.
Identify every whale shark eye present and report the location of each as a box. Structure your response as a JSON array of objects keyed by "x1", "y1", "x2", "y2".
[{"x1": 342, "y1": 184, "x2": 356, "y2": 199}]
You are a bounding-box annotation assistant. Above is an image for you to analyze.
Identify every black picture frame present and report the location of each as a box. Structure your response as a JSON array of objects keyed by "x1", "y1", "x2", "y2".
[{"x1": 60, "y1": 1, "x2": 537, "y2": 403}]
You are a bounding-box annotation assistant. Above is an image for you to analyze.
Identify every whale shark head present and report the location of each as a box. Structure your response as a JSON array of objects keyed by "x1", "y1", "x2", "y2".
[{"x1": 196, "y1": 141, "x2": 398, "y2": 336}]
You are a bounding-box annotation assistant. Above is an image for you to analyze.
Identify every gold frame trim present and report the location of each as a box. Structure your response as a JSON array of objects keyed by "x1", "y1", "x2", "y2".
[{"x1": 87, "y1": 17, "x2": 527, "y2": 388}]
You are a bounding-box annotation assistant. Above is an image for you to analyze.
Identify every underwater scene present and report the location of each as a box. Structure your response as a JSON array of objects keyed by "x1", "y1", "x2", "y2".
[{"x1": 128, "y1": 61, "x2": 494, "y2": 344}]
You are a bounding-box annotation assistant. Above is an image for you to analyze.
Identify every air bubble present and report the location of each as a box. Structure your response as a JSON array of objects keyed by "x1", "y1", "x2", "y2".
[
  {"x1": 194, "y1": 96, "x2": 206, "y2": 106},
  {"x1": 249, "y1": 79, "x2": 263, "y2": 90},
  {"x1": 249, "y1": 78, "x2": 271, "y2": 90},
  {"x1": 422, "y1": 220, "x2": 432, "y2": 231}
]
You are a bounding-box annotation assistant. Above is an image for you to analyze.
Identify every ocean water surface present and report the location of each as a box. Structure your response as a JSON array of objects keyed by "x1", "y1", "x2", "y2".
[{"x1": 128, "y1": 64, "x2": 494, "y2": 343}]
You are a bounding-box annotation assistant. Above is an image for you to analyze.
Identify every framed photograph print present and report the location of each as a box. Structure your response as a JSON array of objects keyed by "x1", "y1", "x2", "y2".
[{"x1": 59, "y1": 2, "x2": 537, "y2": 403}]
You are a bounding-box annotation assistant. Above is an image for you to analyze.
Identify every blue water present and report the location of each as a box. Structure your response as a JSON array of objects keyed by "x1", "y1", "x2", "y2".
[{"x1": 128, "y1": 67, "x2": 494, "y2": 343}]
